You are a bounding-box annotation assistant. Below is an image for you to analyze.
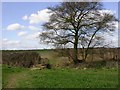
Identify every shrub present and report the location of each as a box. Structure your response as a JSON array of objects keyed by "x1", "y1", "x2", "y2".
[{"x1": 2, "y1": 51, "x2": 41, "y2": 68}]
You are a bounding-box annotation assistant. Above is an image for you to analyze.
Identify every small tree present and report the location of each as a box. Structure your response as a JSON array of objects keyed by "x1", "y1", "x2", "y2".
[{"x1": 40, "y1": 2, "x2": 117, "y2": 64}]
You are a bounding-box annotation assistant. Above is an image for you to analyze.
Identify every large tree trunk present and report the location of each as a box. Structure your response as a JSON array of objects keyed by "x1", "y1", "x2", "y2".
[{"x1": 73, "y1": 33, "x2": 79, "y2": 64}]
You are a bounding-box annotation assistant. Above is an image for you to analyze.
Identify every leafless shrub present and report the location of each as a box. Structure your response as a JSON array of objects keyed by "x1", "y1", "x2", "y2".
[{"x1": 2, "y1": 51, "x2": 41, "y2": 68}]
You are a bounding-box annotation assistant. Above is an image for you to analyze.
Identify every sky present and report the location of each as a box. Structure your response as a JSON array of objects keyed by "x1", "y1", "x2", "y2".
[{"x1": 1, "y1": 1, "x2": 119, "y2": 50}]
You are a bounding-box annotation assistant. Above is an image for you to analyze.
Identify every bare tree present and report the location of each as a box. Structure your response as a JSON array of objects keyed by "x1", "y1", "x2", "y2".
[
  {"x1": 40, "y1": 2, "x2": 116, "y2": 64},
  {"x1": 79, "y1": 33, "x2": 105, "y2": 61}
]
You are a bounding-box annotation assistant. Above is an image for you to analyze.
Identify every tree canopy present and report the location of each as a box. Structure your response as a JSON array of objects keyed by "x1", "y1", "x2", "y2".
[{"x1": 40, "y1": 2, "x2": 117, "y2": 64}]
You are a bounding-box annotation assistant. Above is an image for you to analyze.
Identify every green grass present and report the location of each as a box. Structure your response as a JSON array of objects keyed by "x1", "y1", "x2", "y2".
[
  {"x1": 2, "y1": 49, "x2": 119, "y2": 88},
  {"x1": 2, "y1": 65, "x2": 118, "y2": 88},
  {"x1": 2, "y1": 65, "x2": 27, "y2": 87}
]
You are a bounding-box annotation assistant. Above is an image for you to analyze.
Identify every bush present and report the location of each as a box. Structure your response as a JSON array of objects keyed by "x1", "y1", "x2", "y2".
[{"x1": 2, "y1": 51, "x2": 41, "y2": 68}]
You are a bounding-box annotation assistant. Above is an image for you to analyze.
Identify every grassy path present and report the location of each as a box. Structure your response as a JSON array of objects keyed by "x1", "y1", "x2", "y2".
[
  {"x1": 2, "y1": 65, "x2": 28, "y2": 88},
  {"x1": 6, "y1": 71, "x2": 27, "y2": 88}
]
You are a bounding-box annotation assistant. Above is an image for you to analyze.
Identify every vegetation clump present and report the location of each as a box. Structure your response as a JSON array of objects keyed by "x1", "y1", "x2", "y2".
[{"x1": 2, "y1": 51, "x2": 41, "y2": 68}]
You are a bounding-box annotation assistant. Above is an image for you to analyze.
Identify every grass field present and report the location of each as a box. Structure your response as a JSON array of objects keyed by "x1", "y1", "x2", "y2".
[
  {"x1": 2, "y1": 65, "x2": 118, "y2": 88},
  {"x1": 2, "y1": 49, "x2": 119, "y2": 88}
]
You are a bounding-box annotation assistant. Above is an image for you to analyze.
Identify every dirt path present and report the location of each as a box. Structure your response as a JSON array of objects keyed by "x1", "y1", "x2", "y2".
[{"x1": 6, "y1": 71, "x2": 27, "y2": 88}]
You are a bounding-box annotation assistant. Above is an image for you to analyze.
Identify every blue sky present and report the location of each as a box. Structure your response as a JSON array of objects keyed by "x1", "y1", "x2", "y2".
[{"x1": 1, "y1": 2, "x2": 119, "y2": 50}]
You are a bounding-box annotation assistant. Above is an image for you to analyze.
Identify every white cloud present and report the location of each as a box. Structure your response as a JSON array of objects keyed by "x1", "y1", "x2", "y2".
[
  {"x1": 99, "y1": 10, "x2": 115, "y2": 15},
  {"x1": 2, "y1": 38, "x2": 21, "y2": 50},
  {"x1": 7, "y1": 23, "x2": 25, "y2": 30},
  {"x1": 18, "y1": 31, "x2": 27, "y2": 36},
  {"x1": 7, "y1": 41, "x2": 20, "y2": 45},
  {"x1": 25, "y1": 32, "x2": 41, "y2": 40},
  {"x1": 2, "y1": 38, "x2": 52, "y2": 50},
  {"x1": 2, "y1": 39, "x2": 20, "y2": 48},
  {"x1": 26, "y1": 9, "x2": 52, "y2": 24},
  {"x1": 22, "y1": 15, "x2": 28, "y2": 20},
  {"x1": 28, "y1": 26, "x2": 40, "y2": 30},
  {"x1": 3, "y1": 38, "x2": 8, "y2": 42},
  {"x1": 103, "y1": 28, "x2": 118, "y2": 47},
  {"x1": 3, "y1": 39, "x2": 20, "y2": 45},
  {"x1": 113, "y1": 21, "x2": 118, "y2": 29}
]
